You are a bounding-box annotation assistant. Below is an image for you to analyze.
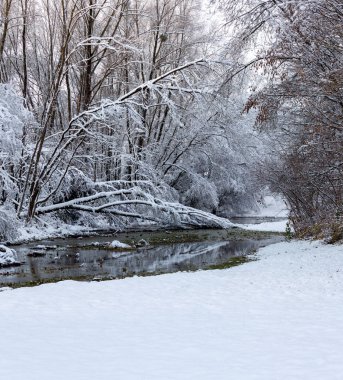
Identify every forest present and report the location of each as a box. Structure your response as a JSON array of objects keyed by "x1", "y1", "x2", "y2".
[{"x1": 0, "y1": 0, "x2": 342, "y2": 242}]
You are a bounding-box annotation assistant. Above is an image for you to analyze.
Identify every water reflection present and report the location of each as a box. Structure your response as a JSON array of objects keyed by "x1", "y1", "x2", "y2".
[{"x1": 0, "y1": 237, "x2": 281, "y2": 286}]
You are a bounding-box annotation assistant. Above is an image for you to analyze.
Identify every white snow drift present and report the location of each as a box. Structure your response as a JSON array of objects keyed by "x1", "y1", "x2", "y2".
[{"x1": 0, "y1": 240, "x2": 342, "y2": 380}]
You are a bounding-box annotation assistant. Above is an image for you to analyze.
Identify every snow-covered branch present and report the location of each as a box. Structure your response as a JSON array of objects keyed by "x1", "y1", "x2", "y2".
[{"x1": 34, "y1": 187, "x2": 233, "y2": 229}]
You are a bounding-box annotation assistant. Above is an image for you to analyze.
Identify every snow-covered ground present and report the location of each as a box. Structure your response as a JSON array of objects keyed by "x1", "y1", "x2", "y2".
[
  {"x1": 13, "y1": 223, "x2": 103, "y2": 243},
  {"x1": 240, "y1": 219, "x2": 289, "y2": 232},
  {"x1": 1, "y1": 240, "x2": 343, "y2": 380},
  {"x1": 235, "y1": 194, "x2": 290, "y2": 233}
]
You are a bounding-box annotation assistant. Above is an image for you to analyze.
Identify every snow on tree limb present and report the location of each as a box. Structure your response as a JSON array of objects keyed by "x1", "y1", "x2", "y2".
[
  {"x1": 33, "y1": 187, "x2": 234, "y2": 229},
  {"x1": 68, "y1": 58, "x2": 207, "y2": 128}
]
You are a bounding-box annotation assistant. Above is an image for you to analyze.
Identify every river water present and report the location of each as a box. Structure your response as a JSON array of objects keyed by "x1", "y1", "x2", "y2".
[{"x1": 0, "y1": 227, "x2": 284, "y2": 287}]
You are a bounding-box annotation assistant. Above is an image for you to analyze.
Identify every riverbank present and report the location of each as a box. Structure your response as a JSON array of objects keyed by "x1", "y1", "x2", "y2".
[
  {"x1": 0, "y1": 239, "x2": 342, "y2": 379},
  {"x1": 4, "y1": 217, "x2": 287, "y2": 246}
]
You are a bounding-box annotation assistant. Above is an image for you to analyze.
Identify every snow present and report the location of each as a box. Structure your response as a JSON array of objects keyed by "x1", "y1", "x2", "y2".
[
  {"x1": 0, "y1": 245, "x2": 19, "y2": 267},
  {"x1": 110, "y1": 240, "x2": 132, "y2": 249},
  {"x1": 247, "y1": 194, "x2": 289, "y2": 218},
  {"x1": 0, "y1": 286, "x2": 12, "y2": 292},
  {"x1": 34, "y1": 244, "x2": 48, "y2": 250},
  {"x1": 7, "y1": 210, "x2": 235, "y2": 245},
  {"x1": 14, "y1": 223, "x2": 95, "y2": 244},
  {"x1": 1, "y1": 240, "x2": 343, "y2": 379},
  {"x1": 240, "y1": 219, "x2": 290, "y2": 232}
]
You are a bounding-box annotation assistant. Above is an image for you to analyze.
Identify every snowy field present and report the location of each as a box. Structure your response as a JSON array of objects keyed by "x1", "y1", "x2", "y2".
[{"x1": 1, "y1": 239, "x2": 343, "y2": 380}]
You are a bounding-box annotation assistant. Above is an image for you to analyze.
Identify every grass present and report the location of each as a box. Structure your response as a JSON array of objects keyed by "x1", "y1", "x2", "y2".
[{"x1": 206, "y1": 255, "x2": 256, "y2": 270}]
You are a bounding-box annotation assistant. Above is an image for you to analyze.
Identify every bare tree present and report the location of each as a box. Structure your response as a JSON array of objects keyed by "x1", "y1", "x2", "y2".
[{"x1": 217, "y1": 0, "x2": 343, "y2": 237}]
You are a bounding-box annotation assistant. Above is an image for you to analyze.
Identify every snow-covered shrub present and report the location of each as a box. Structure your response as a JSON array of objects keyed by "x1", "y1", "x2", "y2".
[
  {"x1": 0, "y1": 83, "x2": 36, "y2": 204},
  {"x1": 0, "y1": 84, "x2": 28, "y2": 159},
  {"x1": 0, "y1": 208, "x2": 20, "y2": 241},
  {"x1": 48, "y1": 167, "x2": 94, "y2": 204},
  {"x1": 180, "y1": 174, "x2": 219, "y2": 213},
  {"x1": 0, "y1": 244, "x2": 19, "y2": 267}
]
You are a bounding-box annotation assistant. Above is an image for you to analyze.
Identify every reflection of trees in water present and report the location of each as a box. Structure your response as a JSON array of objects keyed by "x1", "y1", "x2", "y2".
[
  {"x1": 2, "y1": 239, "x2": 274, "y2": 285},
  {"x1": 102, "y1": 240, "x2": 261, "y2": 276},
  {"x1": 27, "y1": 257, "x2": 39, "y2": 281}
]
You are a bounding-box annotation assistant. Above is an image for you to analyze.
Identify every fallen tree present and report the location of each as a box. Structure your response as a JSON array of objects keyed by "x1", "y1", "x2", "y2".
[{"x1": 33, "y1": 184, "x2": 234, "y2": 229}]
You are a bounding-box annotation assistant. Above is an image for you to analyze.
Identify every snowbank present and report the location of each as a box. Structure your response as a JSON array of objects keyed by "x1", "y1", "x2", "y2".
[
  {"x1": 8, "y1": 210, "x2": 234, "y2": 244},
  {"x1": 240, "y1": 219, "x2": 289, "y2": 233},
  {"x1": 0, "y1": 245, "x2": 19, "y2": 267},
  {"x1": 1, "y1": 240, "x2": 343, "y2": 379},
  {"x1": 14, "y1": 223, "x2": 96, "y2": 243}
]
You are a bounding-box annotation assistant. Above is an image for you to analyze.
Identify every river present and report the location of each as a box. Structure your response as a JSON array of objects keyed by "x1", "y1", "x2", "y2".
[{"x1": 0, "y1": 225, "x2": 284, "y2": 288}]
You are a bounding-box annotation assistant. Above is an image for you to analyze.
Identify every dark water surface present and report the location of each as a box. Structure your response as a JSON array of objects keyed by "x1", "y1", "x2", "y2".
[{"x1": 0, "y1": 228, "x2": 284, "y2": 287}]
